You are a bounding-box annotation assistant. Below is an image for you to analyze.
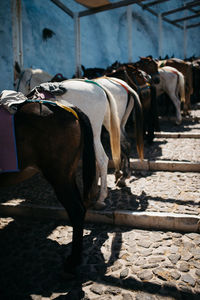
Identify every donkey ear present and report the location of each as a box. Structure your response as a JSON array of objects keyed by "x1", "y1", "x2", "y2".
[{"x1": 14, "y1": 61, "x2": 21, "y2": 75}]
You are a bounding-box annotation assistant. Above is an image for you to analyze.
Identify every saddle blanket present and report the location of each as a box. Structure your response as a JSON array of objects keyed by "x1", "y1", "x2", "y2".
[
  {"x1": 0, "y1": 106, "x2": 19, "y2": 173},
  {"x1": 0, "y1": 89, "x2": 78, "y2": 173}
]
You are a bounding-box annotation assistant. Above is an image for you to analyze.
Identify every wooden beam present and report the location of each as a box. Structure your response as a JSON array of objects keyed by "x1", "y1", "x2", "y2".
[
  {"x1": 78, "y1": 0, "x2": 147, "y2": 17},
  {"x1": 75, "y1": 0, "x2": 110, "y2": 8}
]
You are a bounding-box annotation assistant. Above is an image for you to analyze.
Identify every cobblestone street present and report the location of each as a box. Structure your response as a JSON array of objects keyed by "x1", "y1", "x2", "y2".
[{"x1": 0, "y1": 104, "x2": 199, "y2": 299}]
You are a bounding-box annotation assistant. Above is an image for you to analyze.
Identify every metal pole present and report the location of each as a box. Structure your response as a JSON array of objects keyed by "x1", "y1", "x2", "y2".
[
  {"x1": 74, "y1": 12, "x2": 81, "y2": 78},
  {"x1": 127, "y1": 5, "x2": 133, "y2": 62},
  {"x1": 183, "y1": 21, "x2": 187, "y2": 59},
  {"x1": 158, "y1": 13, "x2": 163, "y2": 58},
  {"x1": 183, "y1": 2, "x2": 187, "y2": 59},
  {"x1": 12, "y1": 0, "x2": 23, "y2": 69}
]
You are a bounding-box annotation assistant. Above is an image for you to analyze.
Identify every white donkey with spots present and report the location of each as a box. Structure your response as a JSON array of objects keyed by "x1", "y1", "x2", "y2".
[{"x1": 156, "y1": 66, "x2": 185, "y2": 125}]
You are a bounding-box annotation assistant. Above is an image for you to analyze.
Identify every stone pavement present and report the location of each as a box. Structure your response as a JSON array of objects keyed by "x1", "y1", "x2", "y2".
[
  {"x1": 0, "y1": 217, "x2": 200, "y2": 299},
  {"x1": 0, "y1": 103, "x2": 200, "y2": 299}
]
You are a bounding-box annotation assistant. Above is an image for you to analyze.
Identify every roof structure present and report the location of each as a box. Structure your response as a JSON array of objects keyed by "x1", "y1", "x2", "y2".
[
  {"x1": 12, "y1": 0, "x2": 200, "y2": 78},
  {"x1": 51, "y1": 0, "x2": 200, "y2": 29},
  {"x1": 49, "y1": 0, "x2": 200, "y2": 76}
]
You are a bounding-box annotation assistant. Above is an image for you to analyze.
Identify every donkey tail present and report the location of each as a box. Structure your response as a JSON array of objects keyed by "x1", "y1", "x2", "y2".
[
  {"x1": 176, "y1": 71, "x2": 186, "y2": 103},
  {"x1": 102, "y1": 87, "x2": 121, "y2": 171},
  {"x1": 73, "y1": 107, "x2": 96, "y2": 202},
  {"x1": 119, "y1": 83, "x2": 144, "y2": 160}
]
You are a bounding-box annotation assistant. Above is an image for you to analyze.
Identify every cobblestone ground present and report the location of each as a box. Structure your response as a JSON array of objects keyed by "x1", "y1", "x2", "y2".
[
  {"x1": 0, "y1": 104, "x2": 199, "y2": 299},
  {"x1": 0, "y1": 217, "x2": 200, "y2": 300}
]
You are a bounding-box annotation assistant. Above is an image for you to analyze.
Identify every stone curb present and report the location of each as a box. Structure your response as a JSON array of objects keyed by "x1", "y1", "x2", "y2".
[
  {"x1": 158, "y1": 116, "x2": 200, "y2": 122},
  {"x1": 130, "y1": 159, "x2": 200, "y2": 172},
  {"x1": 0, "y1": 204, "x2": 199, "y2": 233},
  {"x1": 108, "y1": 159, "x2": 200, "y2": 172},
  {"x1": 154, "y1": 132, "x2": 200, "y2": 138}
]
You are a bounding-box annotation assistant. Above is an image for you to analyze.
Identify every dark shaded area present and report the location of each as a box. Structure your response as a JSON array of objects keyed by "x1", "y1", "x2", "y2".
[{"x1": 42, "y1": 28, "x2": 55, "y2": 41}]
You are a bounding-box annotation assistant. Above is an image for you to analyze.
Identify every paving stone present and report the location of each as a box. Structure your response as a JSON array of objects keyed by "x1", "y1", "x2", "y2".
[
  {"x1": 170, "y1": 270, "x2": 181, "y2": 280},
  {"x1": 135, "y1": 292, "x2": 155, "y2": 300},
  {"x1": 122, "y1": 293, "x2": 133, "y2": 300},
  {"x1": 90, "y1": 284, "x2": 104, "y2": 295},
  {"x1": 137, "y1": 240, "x2": 152, "y2": 248},
  {"x1": 181, "y1": 274, "x2": 196, "y2": 287},
  {"x1": 137, "y1": 270, "x2": 153, "y2": 281},
  {"x1": 140, "y1": 249, "x2": 153, "y2": 256},
  {"x1": 185, "y1": 233, "x2": 200, "y2": 240},
  {"x1": 169, "y1": 246, "x2": 179, "y2": 254},
  {"x1": 120, "y1": 268, "x2": 129, "y2": 279},
  {"x1": 181, "y1": 252, "x2": 193, "y2": 261},
  {"x1": 105, "y1": 286, "x2": 121, "y2": 295},
  {"x1": 93, "y1": 296, "x2": 112, "y2": 300},
  {"x1": 142, "y1": 263, "x2": 159, "y2": 269},
  {"x1": 153, "y1": 268, "x2": 171, "y2": 281},
  {"x1": 178, "y1": 262, "x2": 190, "y2": 272},
  {"x1": 168, "y1": 254, "x2": 181, "y2": 264},
  {"x1": 110, "y1": 261, "x2": 123, "y2": 272},
  {"x1": 148, "y1": 256, "x2": 166, "y2": 263}
]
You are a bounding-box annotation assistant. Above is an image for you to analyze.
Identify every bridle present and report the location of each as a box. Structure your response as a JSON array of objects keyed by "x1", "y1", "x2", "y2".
[{"x1": 123, "y1": 66, "x2": 150, "y2": 94}]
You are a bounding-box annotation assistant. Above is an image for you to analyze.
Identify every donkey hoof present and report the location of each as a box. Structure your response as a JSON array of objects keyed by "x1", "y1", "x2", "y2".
[
  {"x1": 93, "y1": 201, "x2": 106, "y2": 210},
  {"x1": 175, "y1": 120, "x2": 182, "y2": 125},
  {"x1": 116, "y1": 177, "x2": 126, "y2": 187}
]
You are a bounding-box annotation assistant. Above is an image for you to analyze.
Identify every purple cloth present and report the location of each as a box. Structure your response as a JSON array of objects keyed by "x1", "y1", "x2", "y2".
[{"x1": 0, "y1": 106, "x2": 19, "y2": 172}]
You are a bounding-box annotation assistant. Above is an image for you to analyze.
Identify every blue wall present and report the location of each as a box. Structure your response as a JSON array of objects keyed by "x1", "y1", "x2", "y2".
[{"x1": 0, "y1": 0, "x2": 199, "y2": 91}]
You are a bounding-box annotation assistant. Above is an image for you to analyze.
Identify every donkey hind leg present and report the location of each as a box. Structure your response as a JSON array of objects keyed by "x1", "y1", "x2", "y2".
[
  {"x1": 56, "y1": 182, "x2": 86, "y2": 276},
  {"x1": 166, "y1": 91, "x2": 182, "y2": 125},
  {"x1": 116, "y1": 133, "x2": 131, "y2": 187},
  {"x1": 43, "y1": 167, "x2": 86, "y2": 277},
  {"x1": 93, "y1": 138, "x2": 109, "y2": 210}
]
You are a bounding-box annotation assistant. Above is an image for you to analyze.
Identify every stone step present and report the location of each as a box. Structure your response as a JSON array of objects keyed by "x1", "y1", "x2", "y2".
[
  {"x1": 130, "y1": 159, "x2": 200, "y2": 172},
  {"x1": 109, "y1": 159, "x2": 200, "y2": 172},
  {"x1": 154, "y1": 132, "x2": 200, "y2": 139},
  {"x1": 159, "y1": 116, "x2": 200, "y2": 122},
  {"x1": 0, "y1": 203, "x2": 199, "y2": 233}
]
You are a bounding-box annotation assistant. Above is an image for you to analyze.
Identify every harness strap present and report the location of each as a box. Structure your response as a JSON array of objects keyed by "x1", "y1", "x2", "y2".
[
  {"x1": 171, "y1": 70, "x2": 179, "y2": 75},
  {"x1": 84, "y1": 79, "x2": 105, "y2": 90},
  {"x1": 55, "y1": 102, "x2": 79, "y2": 120},
  {"x1": 26, "y1": 99, "x2": 79, "y2": 120},
  {"x1": 104, "y1": 77, "x2": 129, "y2": 93}
]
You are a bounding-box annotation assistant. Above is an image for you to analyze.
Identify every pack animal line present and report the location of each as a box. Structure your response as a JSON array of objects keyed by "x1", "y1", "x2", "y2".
[{"x1": 0, "y1": 93, "x2": 96, "y2": 276}]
